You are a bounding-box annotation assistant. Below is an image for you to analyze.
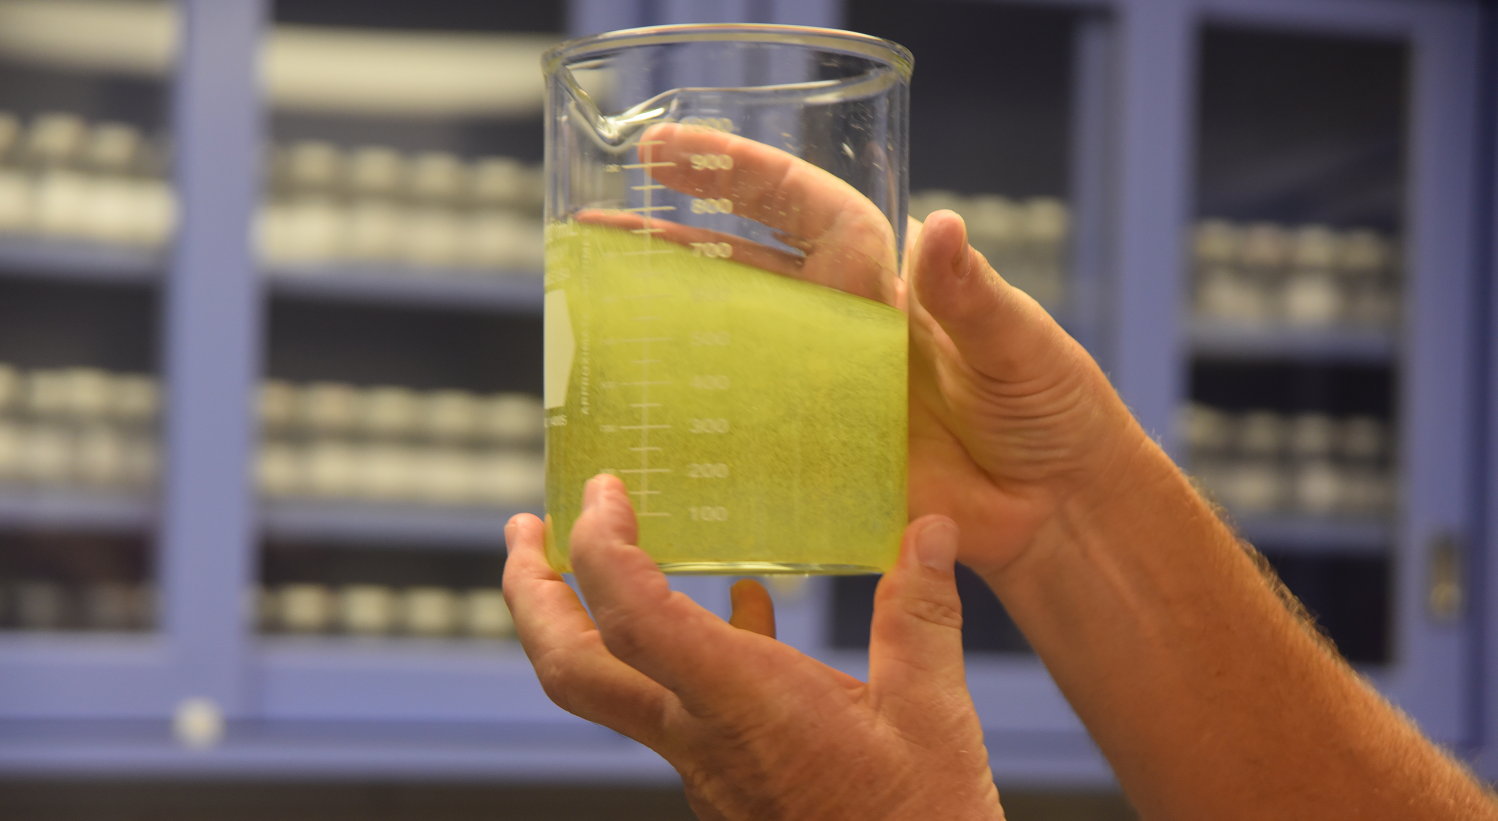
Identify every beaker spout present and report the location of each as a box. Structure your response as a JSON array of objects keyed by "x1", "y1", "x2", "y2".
[{"x1": 558, "y1": 64, "x2": 676, "y2": 147}]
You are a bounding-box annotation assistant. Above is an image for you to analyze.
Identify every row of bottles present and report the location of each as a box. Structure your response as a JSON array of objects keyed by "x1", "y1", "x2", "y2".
[
  {"x1": 0, "y1": 579, "x2": 153, "y2": 631},
  {"x1": 0, "y1": 111, "x2": 549, "y2": 276},
  {"x1": 260, "y1": 381, "x2": 542, "y2": 444},
  {"x1": 1192, "y1": 220, "x2": 1399, "y2": 329},
  {"x1": 260, "y1": 141, "x2": 545, "y2": 272},
  {"x1": 256, "y1": 583, "x2": 514, "y2": 639},
  {"x1": 257, "y1": 441, "x2": 542, "y2": 507},
  {"x1": 259, "y1": 380, "x2": 543, "y2": 507},
  {"x1": 0, "y1": 112, "x2": 175, "y2": 248},
  {"x1": 1180, "y1": 403, "x2": 1395, "y2": 516},
  {"x1": 0, "y1": 365, "x2": 158, "y2": 491},
  {"x1": 908, "y1": 190, "x2": 1069, "y2": 306},
  {"x1": 0, "y1": 579, "x2": 519, "y2": 638}
]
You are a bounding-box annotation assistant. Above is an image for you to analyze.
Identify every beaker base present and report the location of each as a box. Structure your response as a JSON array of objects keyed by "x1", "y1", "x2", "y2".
[{"x1": 657, "y1": 561, "x2": 884, "y2": 576}]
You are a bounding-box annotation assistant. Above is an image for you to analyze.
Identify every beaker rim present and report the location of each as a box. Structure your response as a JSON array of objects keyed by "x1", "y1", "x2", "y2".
[{"x1": 541, "y1": 23, "x2": 913, "y2": 81}]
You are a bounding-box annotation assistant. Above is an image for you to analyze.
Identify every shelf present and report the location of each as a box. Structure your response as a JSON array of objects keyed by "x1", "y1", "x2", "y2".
[
  {"x1": 265, "y1": 266, "x2": 544, "y2": 313},
  {"x1": 0, "y1": 488, "x2": 154, "y2": 534},
  {"x1": 260, "y1": 499, "x2": 533, "y2": 548},
  {"x1": 1232, "y1": 514, "x2": 1392, "y2": 555},
  {"x1": 0, "y1": 236, "x2": 162, "y2": 285},
  {"x1": 1188, "y1": 319, "x2": 1397, "y2": 363},
  {"x1": 0, "y1": 717, "x2": 674, "y2": 779}
]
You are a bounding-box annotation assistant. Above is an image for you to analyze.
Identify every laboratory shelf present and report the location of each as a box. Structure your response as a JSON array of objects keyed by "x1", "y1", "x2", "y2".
[
  {"x1": 0, "y1": 717, "x2": 676, "y2": 780},
  {"x1": 0, "y1": 237, "x2": 161, "y2": 285},
  {"x1": 260, "y1": 499, "x2": 530, "y2": 549},
  {"x1": 0, "y1": 717, "x2": 1113, "y2": 785},
  {"x1": 1232, "y1": 514, "x2": 1392, "y2": 556},
  {"x1": 265, "y1": 266, "x2": 544, "y2": 314},
  {"x1": 0, "y1": 634, "x2": 173, "y2": 720},
  {"x1": 1187, "y1": 320, "x2": 1397, "y2": 363},
  {"x1": 256, "y1": 637, "x2": 555, "y2": 723},
  {"x1": 0, "y1": 488, "x2": 154, "y2": 534}
]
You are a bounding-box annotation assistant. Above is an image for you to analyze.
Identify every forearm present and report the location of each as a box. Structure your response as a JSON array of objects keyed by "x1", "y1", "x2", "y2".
[{"x1": 985, "y1": 428, "x2": 1496, "y2": 821}]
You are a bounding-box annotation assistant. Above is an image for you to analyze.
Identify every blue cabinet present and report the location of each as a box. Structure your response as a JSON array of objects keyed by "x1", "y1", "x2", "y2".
[{"x1": 0, "y1": 0, "x2": 1489, "y2": 788}]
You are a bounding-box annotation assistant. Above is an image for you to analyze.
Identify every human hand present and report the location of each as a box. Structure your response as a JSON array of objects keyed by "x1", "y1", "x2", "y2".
[
  {"x1": 618, "y1": 124, "x2": 1148, "y2": 577},
  {"x1": 503, "y1": 474, "x2": 1004, "y2": 821},
  {"x1": 902, "y1": 212, "x2": 1148, "y2": 576}
]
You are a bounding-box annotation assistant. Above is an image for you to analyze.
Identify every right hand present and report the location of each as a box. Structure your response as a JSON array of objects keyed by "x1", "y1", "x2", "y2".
[
  {"x1": 627, "y1": 125, "x2": 1152, "y2": 578},
  {"x1": 903, "y1": 211, "x2": 1152, "y2": 577}
]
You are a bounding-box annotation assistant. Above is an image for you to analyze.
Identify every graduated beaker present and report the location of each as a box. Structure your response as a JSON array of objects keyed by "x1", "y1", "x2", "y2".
[{"x1": 542, "y1": 24, "x2": 910, "y2": 574}]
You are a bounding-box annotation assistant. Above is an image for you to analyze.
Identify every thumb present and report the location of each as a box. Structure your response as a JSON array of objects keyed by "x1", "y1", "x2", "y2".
[
  {"x1": 911, "y1": 209, "x2": 1066, "y2": 380},
  {"x1": 868, "y1": 515, "x2": 967, "y2": 701}
]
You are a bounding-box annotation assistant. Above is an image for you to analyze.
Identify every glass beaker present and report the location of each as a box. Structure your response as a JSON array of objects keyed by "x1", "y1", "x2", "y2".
[{"x1": 542, "y1": 24, "x2": 910, "y2": 575}]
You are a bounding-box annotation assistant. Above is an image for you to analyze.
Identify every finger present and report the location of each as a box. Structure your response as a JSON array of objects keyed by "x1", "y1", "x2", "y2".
[
  {"x1": 502, "y1": 511, "x2": 673, "y2": 747},
  {"x1": 643, "y1": 122, "x2": 875, "y2": 243},
  {"x1": 729, "y1": 579, "x2": 776, "y2": 638},
  {"x1": 641, "y1": 123, "x2": 898, "y2": 304},
  {"x1": 911, "y1": 209, "x2": 1069, "y2": 380},
  {"x1": 868, "y1": 515, "x2": 968, "y2": 701},
  {"x1": 900, "y1": 215, "x2": 924, "y2": 281},
  {"x1": 570, "y1": 474, "x2": 783, "y2": 716}
]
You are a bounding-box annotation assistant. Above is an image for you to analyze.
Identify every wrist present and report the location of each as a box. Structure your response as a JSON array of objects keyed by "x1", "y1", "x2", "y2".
[{"x1": 987, "y1": 413, "x2": 1195, "y2": 597}]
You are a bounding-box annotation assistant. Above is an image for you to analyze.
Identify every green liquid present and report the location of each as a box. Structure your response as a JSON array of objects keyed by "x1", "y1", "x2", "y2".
[{"x1": 543, "y1": 221, "x2": 906, "y2": 574}]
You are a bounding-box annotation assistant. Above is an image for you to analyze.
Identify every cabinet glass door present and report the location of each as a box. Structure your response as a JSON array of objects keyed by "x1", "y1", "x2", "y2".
[
  {"x1": 1184, "y1": 21, "x2": 1478, "y2": 744},
  {"x1": 249, "y1": 0, "x2": 566, "y2": 725},
  {"x1": 0, "y1": 0, "x2": 177, "y2": 720}
]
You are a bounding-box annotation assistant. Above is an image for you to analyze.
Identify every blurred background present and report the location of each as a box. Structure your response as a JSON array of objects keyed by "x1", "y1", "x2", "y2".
[{"x1": 0, "y1": 0, "x2": 1493, "y2": 818}]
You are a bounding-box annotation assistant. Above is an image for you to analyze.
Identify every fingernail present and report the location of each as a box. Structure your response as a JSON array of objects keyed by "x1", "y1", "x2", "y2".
[
  {"x1": 950, "y1": 224, "x2": 970, "y2": 280},
  {"x1": 916, "y1": 519, "x2": 959, "y2": 571},
  {"x1": 504, "y1": 518, "x2": 518, "y2": 544},
  {"x1": 582, "y1": 476, "x2": 603, "y2": 510}
]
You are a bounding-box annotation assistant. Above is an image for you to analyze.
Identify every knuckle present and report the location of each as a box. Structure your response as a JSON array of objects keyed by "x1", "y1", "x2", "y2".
[
  {"x1": 875, "y1": 575, "x2": 965, "y2": 632},
  {"x1": 534, "y1": 650, "x2": 582, "y2": 713},
  {"x1": 903, "y1": 591, "x2": 964, "y2": 632},
  {"x1": 598, "y1": 617, "x2": 651, "y2": 666}
]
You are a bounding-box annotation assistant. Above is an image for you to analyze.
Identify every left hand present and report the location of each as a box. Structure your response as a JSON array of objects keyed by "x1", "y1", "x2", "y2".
[{"x1": 503, "y1": 474, "x2": 1004, "y2": 821}]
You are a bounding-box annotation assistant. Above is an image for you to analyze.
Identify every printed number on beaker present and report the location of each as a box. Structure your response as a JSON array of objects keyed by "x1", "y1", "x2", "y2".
[
  {"x1": 690, "y1": 375, "x2": 730, "y2": 390},
  {"x1": 691, "y1": 198, "x2": 733, "y2": 215},
  {"x1": 691, "y1": 242, "x2": 732, "y2": 259},
  {"x1": 689, "y1": 506, "x2": 729, "y2": 521},
  {"x1": 689, "y1": 418, "x2": 730, "y2": 434},
  {"x1": 689, "y1": 154, "x2": 734, "y2": 171},
  {"x1": 687, "y1": 463, "x2": 729, "y2": 479},
  {"x1": 680, "y1": 116, "x2": 735, "y2": 133}
]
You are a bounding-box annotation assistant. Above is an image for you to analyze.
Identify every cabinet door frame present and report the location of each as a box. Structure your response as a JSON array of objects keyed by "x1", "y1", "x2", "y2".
[
  {"x1": 0, "y1": 0, "x2": 265, "y2": 725},
  {"x1": 1186, "y1": 0, "x2": 1483, "y2": 745}
]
